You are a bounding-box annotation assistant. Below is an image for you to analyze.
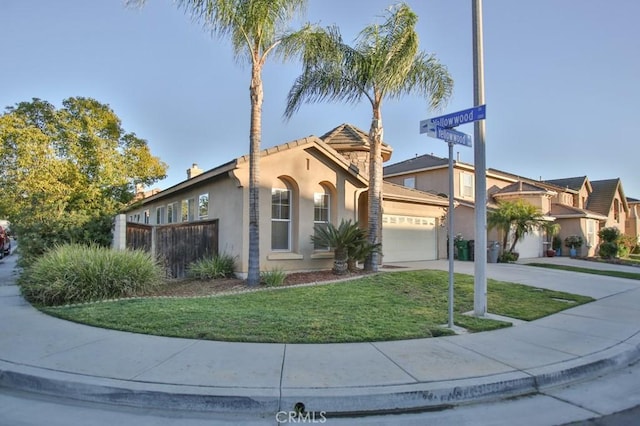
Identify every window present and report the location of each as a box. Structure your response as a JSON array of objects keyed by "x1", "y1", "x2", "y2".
[
  {"x1": 460, "y1": 172, "x2": 474, "y2": 198},
  {"x1": 614, "y1": 199, "x2": 620, "y2": 222},
  {"x1": 313, "y1": 192, "x2": 330, "y2": 250},
  {"x1": 182, "y1": 198, "x2": 195, "y2": 222},
  {"x1": 198, "y1": 193, "x2": 209, "y2": 220},
  {"x1": 167, "y1": 202, "x2": 178, "y2": 223},
  {"x1": 403, "y1": 177, "x2": 416, "y2": 189},
  {"x1": 156, "y1": 206, "x2": 166, "y2": 225},
  {"x1": 586, "y1": 220, "x2": 595, "y2": 247},
  {"x1": 143, "y1": 210, "x2": 150, "y2": 224},
  {"x1": 271, "y1": 188, "x2": 291, "y2": 250}
]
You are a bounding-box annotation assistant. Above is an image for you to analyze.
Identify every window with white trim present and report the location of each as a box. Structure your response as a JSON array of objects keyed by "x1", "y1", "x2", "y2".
[
  {"x1": 156, "y1": 206, "x2": 166, "y2": 225},
  {"x1": 403, "y1": 177, "x2": 416, "y2": 189},
  {"x1": 167, "y1": 202, "x2": 178, "y2": 224},
  {"x1": 460, "y1": 172, "x2": 474, "y2": 198},
  {"x1": 271, "y1": 188, "x2": 291, "y2": 250},
  {"x1": 586, "y1": 220, "x2": 595, "y2": 247},
  {"x1": 182, "y1": 198, "x2": 195, "y2": 222},
  {"x1": 143, "y1": 209, "x2": 150, "y2": 224},
  {"x1": 313, "y1": 192, "x2": 330, "y2": 250},
  {"x1": 198, "y1": 193, "x2": 209, "y2": 220}
]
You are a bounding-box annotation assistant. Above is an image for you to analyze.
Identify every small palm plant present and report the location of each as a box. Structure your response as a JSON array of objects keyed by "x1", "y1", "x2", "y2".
[{"x1": 310, "y1": 219, "x2": 378, "y2": 275}]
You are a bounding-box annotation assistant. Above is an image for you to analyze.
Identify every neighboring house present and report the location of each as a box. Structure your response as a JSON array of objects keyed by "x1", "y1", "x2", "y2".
[
  {"x1": 126, "y1": 125, "x2": 449, "y2": 276},
  {"x1": 384, "y1": 153, "x2": 633, "y2": 258},
  {"x1": 627, "y1": 197, "x2": 640, "y2": 244}
]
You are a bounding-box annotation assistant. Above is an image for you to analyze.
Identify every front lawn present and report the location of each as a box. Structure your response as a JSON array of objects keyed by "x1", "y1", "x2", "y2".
[
  {"x1": 41, "y1": 270, "x2": 593, "y2": 343},
  {"x1": 525, "y1": 263, "x2": 640, "y2": 281}
]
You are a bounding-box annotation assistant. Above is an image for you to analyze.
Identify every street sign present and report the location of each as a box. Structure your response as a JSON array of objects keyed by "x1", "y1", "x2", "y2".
[
  {"x1": 420, "y1": 104, "x2": 486, "y2": 134},
  {"x1": 436, "y1": 127, "x2": 472, "y2": 147}
]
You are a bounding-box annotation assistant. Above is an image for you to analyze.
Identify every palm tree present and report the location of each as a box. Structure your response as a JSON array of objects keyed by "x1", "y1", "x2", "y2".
[
  {"x1": 127, "y1": 0, "x2": 307, "y2": 286},
  {"x1": 488, "y1": 200, "x2": 546, "y2": 255},
  {"x1": 310, "y1": 219, "x2": 378, "y2": 275},
  {"x1": 283, "y1": 3, "x2": 453, "y2": 271}
]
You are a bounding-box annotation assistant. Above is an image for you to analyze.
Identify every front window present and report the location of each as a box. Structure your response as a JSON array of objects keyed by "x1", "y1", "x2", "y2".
[
  {"x1": 198, "y1": 193, "x2": 209, "y2": 220},
  {"x1": 586, "y1": 220, "x2": 595, "y2": 247},
  {"x1": 182, "y1": 198, "x2": 195, "y2": 222},
  {"x1": 167, "y1": 202, "x2": 178, "y2": 223},
  {"x1": 271, "y1": 188, "x2": 291, "y2": 250},
  {"x1": 460, "y1": 172, "x2": 474, "y2": 198},
  {"x1": 156, "y1": 206, "x2": 165, "y2": 225},
  {"x1": 614, "y1": 199, "x2": 620, "y2": 222},
  {"x1": 143, "y1": 209, "x2": 150, "y2": 224},
  {"x1": 403, "y1": 177, "x2": 416, "y2": 189},
  {"x1": 313, "y1": 192, "x2": 330, "y2": 250}
]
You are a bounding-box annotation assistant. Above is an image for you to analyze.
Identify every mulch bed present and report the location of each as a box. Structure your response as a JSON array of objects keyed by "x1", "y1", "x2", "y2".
[{"x1": 143, "y1": 269, "x2": 374, "y2": 298}]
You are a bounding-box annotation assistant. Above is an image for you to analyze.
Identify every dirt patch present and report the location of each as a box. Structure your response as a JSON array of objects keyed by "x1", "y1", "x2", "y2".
[{"x1": 143, "y1": 269, "x2": 373, "y2": 298}]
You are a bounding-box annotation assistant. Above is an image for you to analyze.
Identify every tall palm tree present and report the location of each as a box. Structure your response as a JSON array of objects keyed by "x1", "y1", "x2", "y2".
[
  {"x1": 283, "y1": 3, "x2": 453, "y2": 271},
  {"x1": 127, "y1": 0, "x2": 307, "y2": 286}
]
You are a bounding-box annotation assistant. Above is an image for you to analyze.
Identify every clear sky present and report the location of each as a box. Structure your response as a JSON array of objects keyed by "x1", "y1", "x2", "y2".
[{"x1": 2, "y1": 1, "x2": 639, "y2": 199}]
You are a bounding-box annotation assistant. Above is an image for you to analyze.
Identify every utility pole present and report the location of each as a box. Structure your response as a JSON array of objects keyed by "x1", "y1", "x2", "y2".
[{"x1": 472, "y1": 0, "x2": 487, "y2": 316}]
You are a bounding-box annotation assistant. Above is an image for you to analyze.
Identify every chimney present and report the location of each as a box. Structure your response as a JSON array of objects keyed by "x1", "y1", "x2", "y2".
[{"x1": 187, "y1": 163, "x2": 203, "y2": 179}]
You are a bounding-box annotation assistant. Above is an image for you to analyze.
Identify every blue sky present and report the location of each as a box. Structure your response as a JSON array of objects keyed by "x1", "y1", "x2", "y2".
[{"x1": 2, "y1": 1, "x2": 639, "y2": 199}]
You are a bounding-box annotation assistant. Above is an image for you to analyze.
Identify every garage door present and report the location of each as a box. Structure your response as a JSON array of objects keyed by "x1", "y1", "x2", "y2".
[
  {"x1": 514, "y1": 228, "x2": 543, "y2": 259},
  {"x1": 382, "y1": 215, "x2": 437, "y2": 262}
]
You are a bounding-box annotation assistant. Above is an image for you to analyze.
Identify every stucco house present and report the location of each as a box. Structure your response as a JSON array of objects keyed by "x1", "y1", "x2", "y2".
[
  {"x1": 384, "y1": 153, "x2": 633, "y2": 258},
  {"x1": 125, "y1": 124, "x2": 449, "y2": 276}
]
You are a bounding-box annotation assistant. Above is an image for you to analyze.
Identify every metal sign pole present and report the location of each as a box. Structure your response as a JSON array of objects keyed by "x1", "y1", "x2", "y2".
[{"x1": 447, "y1": 141, "x2": 455, "y2": 328}]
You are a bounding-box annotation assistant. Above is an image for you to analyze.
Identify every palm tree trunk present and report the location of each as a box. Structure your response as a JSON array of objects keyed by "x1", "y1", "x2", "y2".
[
  {"x1": 247, "y1": 63, "x2": 263, "y2": 286},
  {"x1": 364, "y1": 113, "x2": 383, "y2": 272}
]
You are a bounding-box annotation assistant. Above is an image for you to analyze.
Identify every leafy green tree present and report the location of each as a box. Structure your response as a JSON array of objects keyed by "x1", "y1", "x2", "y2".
[
  {"x1": 0, "y1": 97, "x2": 167, "y2": 264},
  {"x1": 283, "y1": 3, "x2": 453, "y2": 271},
  {"x1": 127, "y1": 0, "x2": 308, "y2": 286},
  {"x1": 487, "y1": 200, "x2": 546, "y2": 255}
]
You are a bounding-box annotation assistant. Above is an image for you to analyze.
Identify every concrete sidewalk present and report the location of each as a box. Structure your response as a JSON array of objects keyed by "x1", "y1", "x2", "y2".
[{"x1": 1, "y1": 255, "x2": 639, "y2": 419}]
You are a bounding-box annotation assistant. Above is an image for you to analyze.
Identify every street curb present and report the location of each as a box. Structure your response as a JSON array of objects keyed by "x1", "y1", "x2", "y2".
[{"x1": 2, "y1": 338, "x2": 639, "y2": 417}]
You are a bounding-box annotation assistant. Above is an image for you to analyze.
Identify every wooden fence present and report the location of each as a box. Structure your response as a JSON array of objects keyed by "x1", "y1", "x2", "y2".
[{"x1": 125, "y1": 219, "x2": 219, "y2": 278}]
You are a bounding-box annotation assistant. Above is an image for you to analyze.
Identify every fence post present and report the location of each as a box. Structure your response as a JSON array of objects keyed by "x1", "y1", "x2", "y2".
[{"x1": 112, "y1": 214, "x2": 127, "y2": 250}]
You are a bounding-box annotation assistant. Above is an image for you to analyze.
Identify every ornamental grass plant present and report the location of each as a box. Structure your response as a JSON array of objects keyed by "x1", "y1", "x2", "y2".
[{"x1": 19, "y1": 244, "x2": 163, "y2": 306}]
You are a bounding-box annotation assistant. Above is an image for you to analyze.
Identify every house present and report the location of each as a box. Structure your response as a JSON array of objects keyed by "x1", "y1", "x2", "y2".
[
  {"x1": 125, "y1": 125, "x2": 449, "y2": 276},
  {"x1": 384, "y1": 153, "x2": 633, "y2": 258}
]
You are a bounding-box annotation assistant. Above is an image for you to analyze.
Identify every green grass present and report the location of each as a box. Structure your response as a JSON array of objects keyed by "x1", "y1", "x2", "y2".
[
  {"x1": 41, "y1": 270, "x2": 593, "y2": 344},
  {"x1": 525, "y1": 263, "x2": 640, "y2": 281}
]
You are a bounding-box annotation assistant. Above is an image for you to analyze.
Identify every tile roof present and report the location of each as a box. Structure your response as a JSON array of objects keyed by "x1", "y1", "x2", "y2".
[
  {"x1": 494, "y1": 181, "x2": 553, "y2": 195},
  {"x1": 320, "y1": 123, "x2": 392, "y2": 161},
  {"x1": 383, "y1": 153, "x2": 449, "y2": 176},
  {"x1": 382, "y1": 181, "x2": 449, "y2": 206},
  {"x1": 544, "y1": 176, "x2": 588, "y2": 191},
  {"x1": 549, "y1": 203, "x2": 608, "y2": 220},
  {"x1": 587, "y1": 178, "x2": 624, "y2": 216}
]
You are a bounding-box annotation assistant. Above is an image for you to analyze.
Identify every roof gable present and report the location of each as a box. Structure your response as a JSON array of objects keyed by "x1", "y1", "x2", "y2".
[
  {"x1": 320, "y1": 123, "x2": 392, "y2": 161},
  {"x1": 588, "y1": 178, "x2": 629, "y2": 215},
  {"x1": 384, "y1": 153, "x2": 449, "y2": 176},
  {"x1": 544, "y1": 176, "x2": 589, "y2": 192}
]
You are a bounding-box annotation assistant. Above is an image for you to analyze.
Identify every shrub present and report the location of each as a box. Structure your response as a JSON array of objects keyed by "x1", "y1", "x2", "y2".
[
  {"x1": 261, "y1": 267, "x2": 287, "y2": 287},
  {"x1": 598, "y1": 241, "x2": 618, "y2": 259},
  {"x1": 499, "y1": 251, "x2": 519, "y2": 263},
  {"x1": 19, "y1": 244, "x2": 163, "y2": 306},
  {"x1": 564, "y1": 235, "x2": 584, "y2": 249},
  {"x1": 187, "y1": 253, "x2": 236, "y2": 280}
]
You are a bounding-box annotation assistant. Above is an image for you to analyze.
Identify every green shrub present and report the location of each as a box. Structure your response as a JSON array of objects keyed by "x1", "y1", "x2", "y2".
[
  {"x1": 499, "y1": 251, "x2": 519, "y2": 263},
  {"x1": 564, "y1": 235, "x2": 584, "y2": 249},
  {"x1": 598, "y1": 227, "x2": 621, "y2": 243},
  {"x1": 187, "y1": 253, "x2": 236, "y2": 280},
  {"x1": 19, "y1": 244, "x2": 163, "y2": 306},
  {"x1": 260, "y1": 267, "x2": 287, "y2": 287},
  {"x1": 598, "y1": 241, "x2": 618, "y2": 259}
]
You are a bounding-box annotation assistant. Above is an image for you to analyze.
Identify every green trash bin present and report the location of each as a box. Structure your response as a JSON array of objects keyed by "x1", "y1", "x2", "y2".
[{"x1": 455, "y1": 240, "x2": 469, "y2": 261}]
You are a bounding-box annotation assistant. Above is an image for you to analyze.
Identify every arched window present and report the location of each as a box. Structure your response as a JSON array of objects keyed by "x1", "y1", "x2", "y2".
[
  {"x1": 313, "y1": 185, "x2": 332, "y2": 250},
  {"x1": 614, "y1": 199, "x2": 620, "y2": 222}
]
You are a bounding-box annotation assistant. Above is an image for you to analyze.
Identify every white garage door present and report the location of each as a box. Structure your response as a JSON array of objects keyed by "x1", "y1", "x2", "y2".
[
  {"x1": 382, "y1": 215, "x2": 437, "y2": 262},
  {"x1": 514, "y1": 228, "x2": 543, "y2": 259}
]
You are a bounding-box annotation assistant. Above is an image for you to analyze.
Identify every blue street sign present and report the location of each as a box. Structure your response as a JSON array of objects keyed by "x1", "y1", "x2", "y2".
[
  {"x1": 420, "y1": 104, "x2": 486, "y2": 134},
  {"x1": 436, "y1": 127, "x2": 472, "y2": 147}
]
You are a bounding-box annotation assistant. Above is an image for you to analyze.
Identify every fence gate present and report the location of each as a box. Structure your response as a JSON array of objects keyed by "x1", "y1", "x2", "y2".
[{"x1": 126, "y1": 219, "x2": 219, "y2": 278}]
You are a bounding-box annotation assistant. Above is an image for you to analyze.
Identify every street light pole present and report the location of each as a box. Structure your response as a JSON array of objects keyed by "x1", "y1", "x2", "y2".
[{"x1": 472, "y1": 0, "x2": 487, "y2": 316}]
